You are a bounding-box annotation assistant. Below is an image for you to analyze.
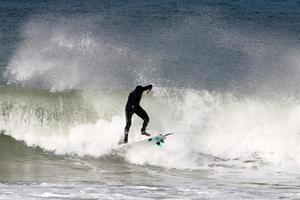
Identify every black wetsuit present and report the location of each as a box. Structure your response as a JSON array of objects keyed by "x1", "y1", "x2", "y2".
[{"x1": 124, "y1": 85, "x2": 152, "y2": 134}]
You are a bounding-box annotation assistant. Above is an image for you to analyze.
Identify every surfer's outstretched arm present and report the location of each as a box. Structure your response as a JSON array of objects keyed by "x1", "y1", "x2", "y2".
[{"x1": 142, "y1": 85, "x2": 152, "y2": 92}]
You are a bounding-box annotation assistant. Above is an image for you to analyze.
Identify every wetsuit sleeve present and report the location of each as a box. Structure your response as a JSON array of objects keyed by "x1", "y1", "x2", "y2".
[{"x1": 142, "y1": 85, "x2": 152, "y2": 92}]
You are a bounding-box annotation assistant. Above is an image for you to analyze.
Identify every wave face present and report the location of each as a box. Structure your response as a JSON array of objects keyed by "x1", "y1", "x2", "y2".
[{"x1": 1, "y1": 85, "x2": 300, "y2": 170}]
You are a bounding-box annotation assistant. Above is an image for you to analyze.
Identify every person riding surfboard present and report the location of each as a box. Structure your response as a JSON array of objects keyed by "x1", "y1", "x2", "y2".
[{"x1": 123, "y1": 85, "x2": 153, "y2": 143}]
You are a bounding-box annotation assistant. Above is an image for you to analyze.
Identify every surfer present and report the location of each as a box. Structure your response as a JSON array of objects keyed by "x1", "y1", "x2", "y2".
[{"x1": 123, "y1": 85, "x2": 153, "y2": 143}]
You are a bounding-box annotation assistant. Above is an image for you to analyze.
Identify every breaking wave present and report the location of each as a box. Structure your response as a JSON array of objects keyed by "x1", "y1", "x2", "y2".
[
  {"x1": 2, "y1": 9, "x2": 300, "y2": 170},
  {"x1": 1, "y1": 85, "x2": 300, "y2": 170}
]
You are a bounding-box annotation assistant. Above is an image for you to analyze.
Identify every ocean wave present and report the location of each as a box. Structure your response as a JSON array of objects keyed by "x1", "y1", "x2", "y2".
[{"x1": 1, "y1": 85, "x2": 300, "y2": 170}]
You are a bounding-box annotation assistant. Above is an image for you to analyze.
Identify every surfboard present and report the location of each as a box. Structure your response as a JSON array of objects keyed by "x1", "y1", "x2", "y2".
[{"x1": 118, "y1": 133, "x2": 174, "y2": 149}]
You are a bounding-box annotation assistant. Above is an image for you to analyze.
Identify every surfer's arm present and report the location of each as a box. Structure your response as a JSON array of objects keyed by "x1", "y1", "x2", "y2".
[{"x1": 142, "y1": 85, "x2": 152, "y2": 92}]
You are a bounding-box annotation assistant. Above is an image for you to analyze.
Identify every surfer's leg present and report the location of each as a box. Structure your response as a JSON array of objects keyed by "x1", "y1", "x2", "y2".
[
  {"x1": 124, "y1": 109, "x2": 133, "y2": 143},
  {"x1": 125, "y1": 109, "x2": 134, "y2": 132},
  {"x1": 135, "y1": 106, "x2": 150, "y2": 136}
]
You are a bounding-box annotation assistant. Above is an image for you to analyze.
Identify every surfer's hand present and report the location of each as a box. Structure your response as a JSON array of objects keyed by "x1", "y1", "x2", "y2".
[
  {"x1": 146, "y1": 89, "x2": 153, "y2": 95},
  {"x1": 142, "y1": 85, "x2": 152, "y2": 94},
  {"x1": 146, "y1": 85, "x2": 153, "y2": 94}
]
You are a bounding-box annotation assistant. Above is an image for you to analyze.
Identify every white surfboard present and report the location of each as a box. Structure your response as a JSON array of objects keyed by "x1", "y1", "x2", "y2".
[{"x1": 118, "y1": 133, "x2": 174, "y2": 149}]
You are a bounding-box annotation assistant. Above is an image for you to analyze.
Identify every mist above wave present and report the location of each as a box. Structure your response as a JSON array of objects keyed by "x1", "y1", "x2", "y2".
[{"x1": 5, "y1": 10, "x2": 300, "y2": 94}]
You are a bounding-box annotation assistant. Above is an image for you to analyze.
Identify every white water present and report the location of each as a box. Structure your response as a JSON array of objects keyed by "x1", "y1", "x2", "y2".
[{"x1": 1, "y1": 88, "x2": 300, "y2": 171}]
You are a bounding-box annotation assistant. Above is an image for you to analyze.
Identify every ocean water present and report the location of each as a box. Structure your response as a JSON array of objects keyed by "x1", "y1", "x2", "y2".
[{"x1": 1, "y1": 0, "x2": 300, "y2": 199}]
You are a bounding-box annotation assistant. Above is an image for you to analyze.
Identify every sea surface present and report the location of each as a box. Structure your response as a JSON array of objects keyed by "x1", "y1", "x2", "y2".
[{"x1": 1, "y1": 0, "x2": 300, "y2": 199}]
